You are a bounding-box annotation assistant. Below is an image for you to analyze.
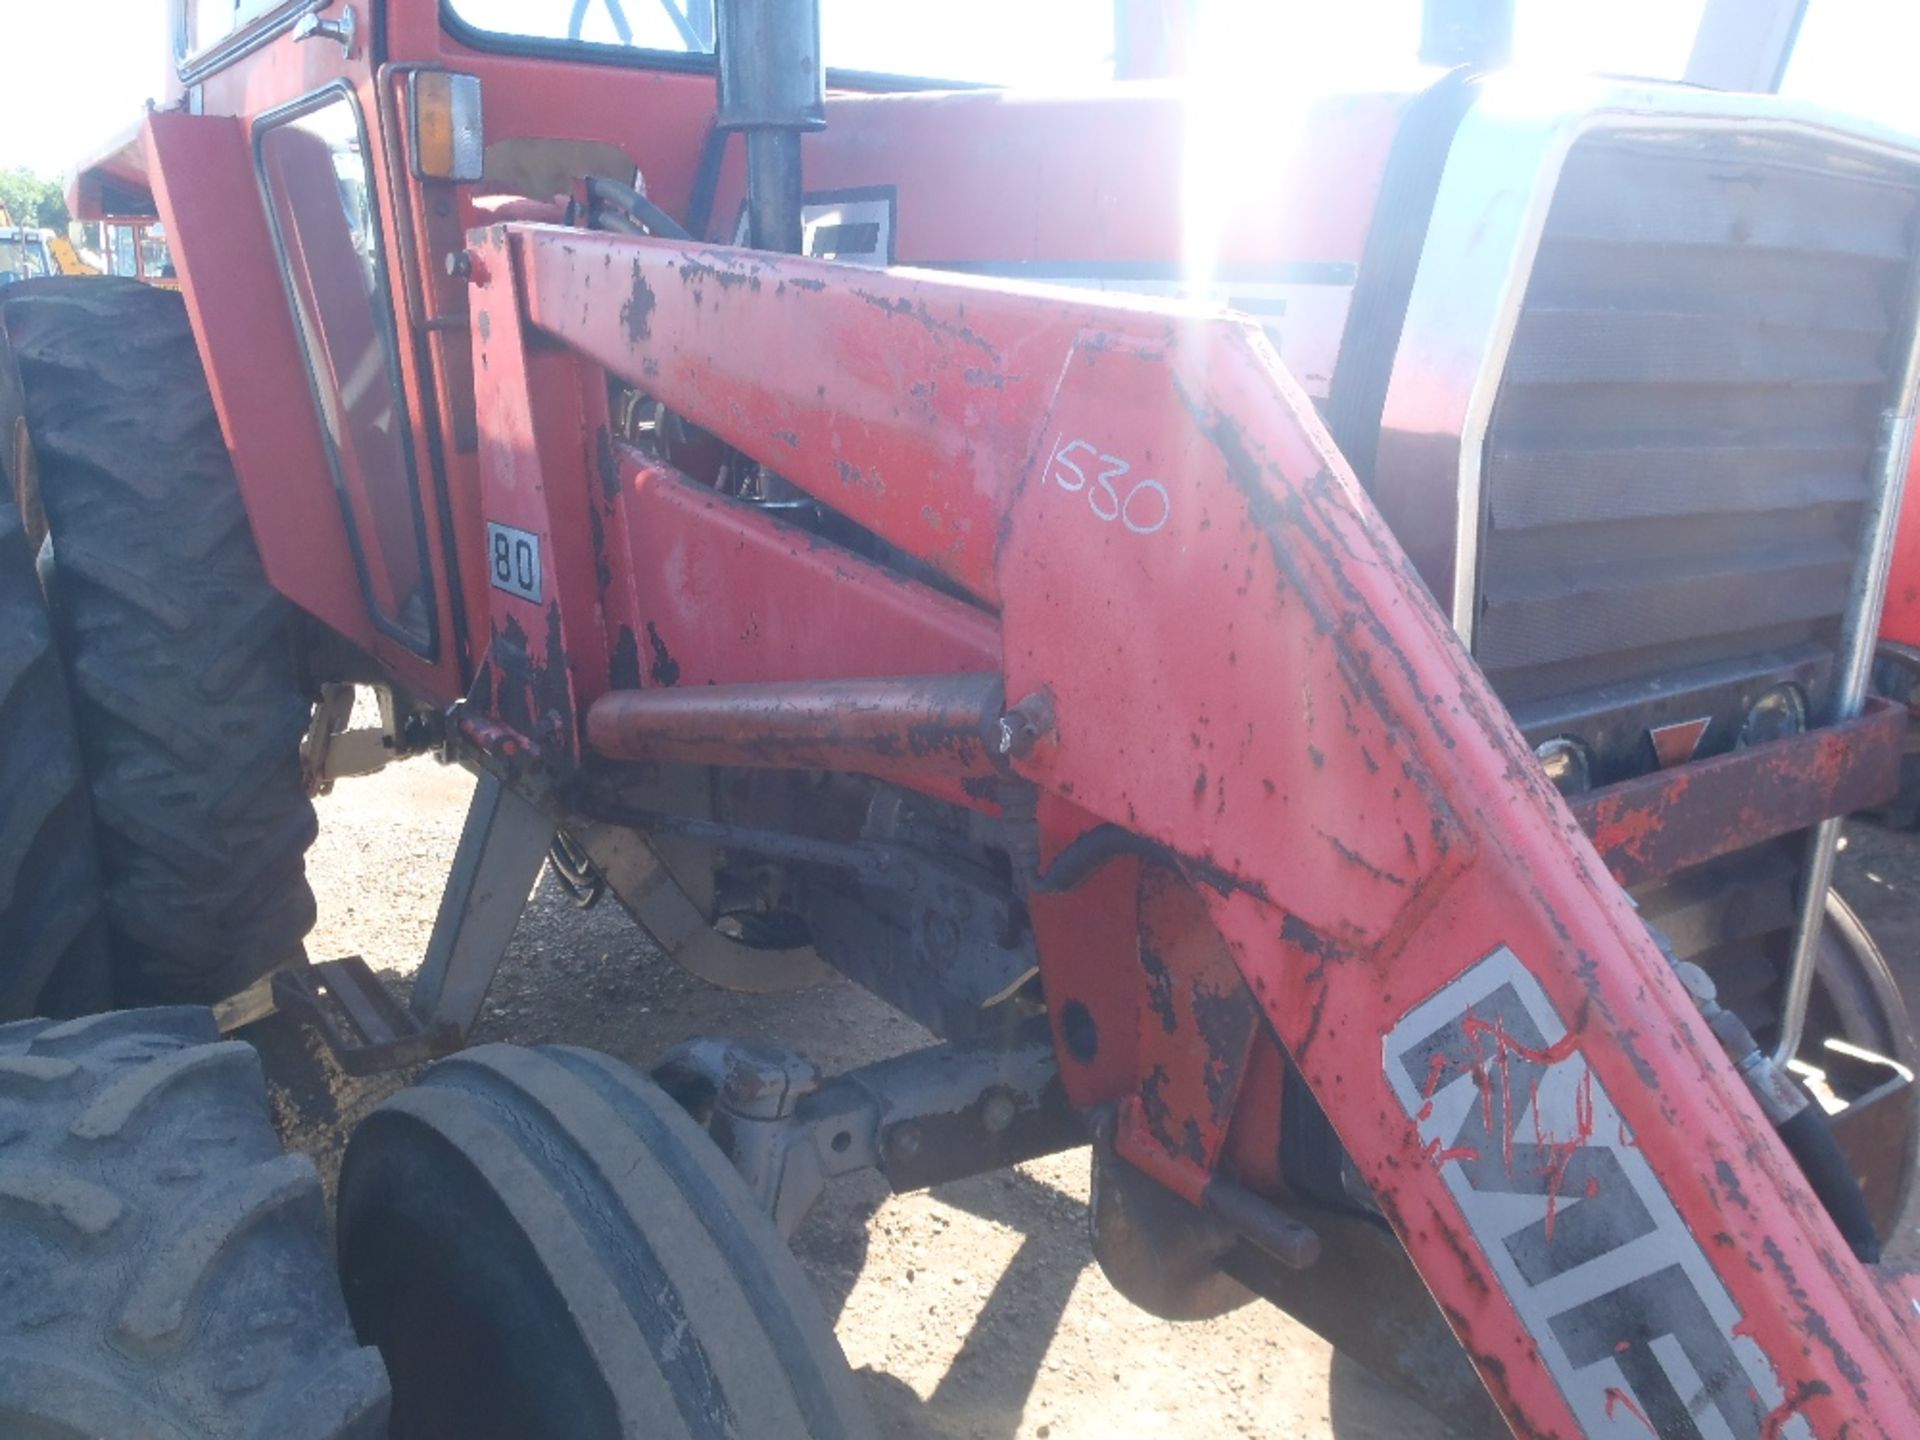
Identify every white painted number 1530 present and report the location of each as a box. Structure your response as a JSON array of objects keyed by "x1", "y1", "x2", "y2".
[{"x1": 1044, "y1": 436, "x2": 1171, "y2": 536}]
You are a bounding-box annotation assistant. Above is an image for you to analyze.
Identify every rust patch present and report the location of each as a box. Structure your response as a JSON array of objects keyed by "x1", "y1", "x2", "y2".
[{"x1": 1570, "y1": 700, "x2": 1902, "y2": 888}]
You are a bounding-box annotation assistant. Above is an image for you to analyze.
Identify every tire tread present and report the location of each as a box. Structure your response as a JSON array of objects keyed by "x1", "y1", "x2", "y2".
[
  {"x1": 0, "y1": 278, "x2": 316, "y2": 1003},
  {"x1": 0, "y1": 452, "x2": 110, "y2": 1020},
  {"x1": 0, "y1": 1009, "x2": 388, "y2": 1439}
]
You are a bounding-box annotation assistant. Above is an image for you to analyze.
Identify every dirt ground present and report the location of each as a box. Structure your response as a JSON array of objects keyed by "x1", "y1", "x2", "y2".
[{"x1": 266, "y1": 749, "x2": 1920, "y2": 1439}]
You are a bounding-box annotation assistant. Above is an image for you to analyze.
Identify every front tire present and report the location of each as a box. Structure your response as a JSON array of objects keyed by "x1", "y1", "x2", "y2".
[
  {"x1": 0, "y1": 1008, "x2": 389, "y2": 1437},
  {"x1": 338, "y1": 1044, "x2": 877, "y2": 1440},
  {"x1": 0, "y1": 278, "x2": 317, "y2": 1005}
]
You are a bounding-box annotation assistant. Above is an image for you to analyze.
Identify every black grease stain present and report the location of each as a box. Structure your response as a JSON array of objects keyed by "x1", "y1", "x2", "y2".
[
  {"x1": 645, "y1": 621, "x2": 681, "y2": 687},
  {"x1": 1140, "y1": 943, "x2": 1178, "y2": 1035},
  {"x1": 622, "y1": 260, "x2": 656, "y2": 343},
  {"x1": 588, "y1": 503, "x2": 612, "y2": 594},
  {"x1": 609, "y1": 625, "x2": 642, "y2": 693},
  {"x1": 596, "y1": 426, "x2": 621, "y2": 503},
  {"x1": 1191, "y1": 983, "x2": 1257, "y2": 1115},
  {"x1": 490, "y1": 614, "x2": 534, "y2": 736},
  {"x1": 535, "y1": 602, "x2": 573, "y2": 736}
]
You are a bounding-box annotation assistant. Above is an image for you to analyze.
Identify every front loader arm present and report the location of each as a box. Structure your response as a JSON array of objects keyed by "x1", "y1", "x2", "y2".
[{"x1": 470, "y1": 224, "x2": 1920, "y2": 1437}]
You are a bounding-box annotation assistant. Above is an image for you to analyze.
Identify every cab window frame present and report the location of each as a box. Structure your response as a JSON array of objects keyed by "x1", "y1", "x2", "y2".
[
  {"x1": 173, "y1": 0, "x2": 326, "y2": 85},
  {"x1": 437, "y1": 0, "x2": 1003, "y2": 92},
  {"x1": 252, "y1": 80, "x2": 442, "y2": 658}
]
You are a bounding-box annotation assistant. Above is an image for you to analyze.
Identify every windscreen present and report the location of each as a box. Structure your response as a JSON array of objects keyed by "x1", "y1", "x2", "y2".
[
  {"x1": 0, "y1": 235, "x2": 52, "y2": 282},
  {"x1": 447, "y1": 0, "x2": 1118, "y2": 87}
]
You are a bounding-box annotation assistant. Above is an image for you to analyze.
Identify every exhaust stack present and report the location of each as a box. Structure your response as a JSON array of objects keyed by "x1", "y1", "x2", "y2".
[
  {"x1": 1419, "y1": 0, "x2": 1514, "y2": 69},
  {"x1": 715, "y1": 0, "x2": 826, "y2": 254}
]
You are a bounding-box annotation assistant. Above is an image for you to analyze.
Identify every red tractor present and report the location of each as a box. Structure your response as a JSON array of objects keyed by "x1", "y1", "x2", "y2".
[{"x1": 3, "y1": 0, "x2": 1920, "y2": 1435}]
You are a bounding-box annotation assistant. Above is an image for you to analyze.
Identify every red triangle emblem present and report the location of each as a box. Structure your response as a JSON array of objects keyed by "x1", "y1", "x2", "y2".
[{"x1": 1649, "y1": 717, "x2": 1711, "y2": 769}]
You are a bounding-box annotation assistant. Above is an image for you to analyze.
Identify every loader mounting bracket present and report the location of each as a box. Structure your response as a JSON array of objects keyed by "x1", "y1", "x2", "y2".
[
  {"x1": 654, "y1": 1022, "x2": 1083, "y2": 1235},
  {"x1": 272, "y1": 956, "x2": 465, "y2": 1076}
]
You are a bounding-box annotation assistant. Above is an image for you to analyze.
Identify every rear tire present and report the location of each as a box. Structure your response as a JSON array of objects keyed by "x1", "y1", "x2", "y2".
[
  {"x1": 338, "y1": 1043, "x2": 876, "y2": 1440},
  {"x1": 0, "y1": 422, "x2": 110, "y2": 1018},
  {"x1": 0, "y1": 1007, "x2": 389, "y2": 1438},
  {"x1": 0, "y1": 278, "x2": 317, "y2": 1004}
]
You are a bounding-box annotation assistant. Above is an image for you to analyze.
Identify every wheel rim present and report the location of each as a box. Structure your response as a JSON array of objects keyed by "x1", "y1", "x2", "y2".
[
  {"x1": 337, "y1": 1045, "x2": 876, "y2": 1440},
  {"x1": 1809, "y1": 891, "x2": 1920, "y2": 1248},
  {"x1": 339, "y1": 1116, "x2": 626, "y2": 1440}
]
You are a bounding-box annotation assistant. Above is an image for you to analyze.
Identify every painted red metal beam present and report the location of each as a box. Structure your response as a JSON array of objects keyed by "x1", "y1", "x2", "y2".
[
  {"x1": 1573, "y1": 698, "x2": 1905, "y2": 888},
  {"x1": 586, "y1": 673, "x2": 1006, "y2": 793}
]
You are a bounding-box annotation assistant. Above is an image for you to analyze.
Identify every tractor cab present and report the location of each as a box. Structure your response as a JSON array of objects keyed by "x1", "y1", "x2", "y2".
[
  {"x1": 0, "y1": 226, "x2": 55, "y2": 288},
  {"x1": 98, "y1": 219, "x2": 179, "y2": 287},
  {"x1": 6, "y1": 0, "x2": 1920, "y2": 1435}
]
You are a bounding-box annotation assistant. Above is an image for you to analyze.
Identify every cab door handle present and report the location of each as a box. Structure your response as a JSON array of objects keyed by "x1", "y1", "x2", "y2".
[{"x1": 293, "y1": 6, "x2": 356, "y2": 56}]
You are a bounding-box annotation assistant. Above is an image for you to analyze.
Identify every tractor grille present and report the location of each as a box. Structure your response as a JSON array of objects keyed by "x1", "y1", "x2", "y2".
[
  {"x1": 1470, "y1": 124, "x2": 1920, "y2": 1042},
  {"x1": 1476, "y1": 128, "x2": 1920, "y2": 740}
]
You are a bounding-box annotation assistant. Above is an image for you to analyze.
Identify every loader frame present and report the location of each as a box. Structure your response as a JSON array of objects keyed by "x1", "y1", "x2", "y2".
[
  {"x1": 53, "y1": 2, "x2": 1920, "y2": 1434},
  {"x1": 438, "y1": 220, "x2": 1920, "y2": 1436}
]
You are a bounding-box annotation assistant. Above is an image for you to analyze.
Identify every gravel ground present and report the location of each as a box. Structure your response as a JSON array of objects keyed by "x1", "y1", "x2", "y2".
[
  {"x1": 265, "y1": 747, "x2": 1920, "y2": 1439},
  {"x1": 271, "y1": 754, "x2": 1463, "y2": 1439}
]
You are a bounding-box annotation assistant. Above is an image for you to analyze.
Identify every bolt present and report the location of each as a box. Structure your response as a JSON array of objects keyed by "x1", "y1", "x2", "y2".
[
  {"x1": 995, "y1": 691, "x2": 1054, "y2": 760},
  {"x1": 888, "y1": 1123, "x2": 923, "y2": 1160},
  {"x1": 1672, "y1": 959, "x2": 1719, "y2": 1010},
  {"x1": 447, "y1": 249, "x2": 489, "y2": 285}
]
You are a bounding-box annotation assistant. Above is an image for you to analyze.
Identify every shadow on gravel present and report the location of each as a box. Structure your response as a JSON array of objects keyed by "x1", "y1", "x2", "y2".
[{"x1": 268, "y1": 831, "x2": 1484, "y2": 1438}]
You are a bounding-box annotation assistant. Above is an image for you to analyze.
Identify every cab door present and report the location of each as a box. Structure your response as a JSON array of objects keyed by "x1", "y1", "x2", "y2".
[
  {"x1": 257, "y1": 78, "x2": 440, "y2": 657},
  {"x1": 178, "y1": 0, "x2": 461, "y2": 693},
  {"x1": 256, "y1": 11, "x2": 447, "y2": 674}
]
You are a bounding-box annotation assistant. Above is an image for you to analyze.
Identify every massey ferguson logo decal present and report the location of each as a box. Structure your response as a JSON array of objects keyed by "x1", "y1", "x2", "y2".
[
  {"x1": 1649, "y1": 715, "x2": 1711, "y2": 769},
  {"x1": 1384, "y1": 948, "x2": 1808, "y2": 1439}
]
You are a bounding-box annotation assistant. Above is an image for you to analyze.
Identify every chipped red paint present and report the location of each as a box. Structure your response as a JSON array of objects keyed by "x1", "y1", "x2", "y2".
[
  {"x1": 1455, "y1": 1011, "x2": 1590, "y2": 1234},
  {"x1": 1571, "y1": 698, "x2": 1903, "y2": 888},
  {"x1": 1030, "y1": 795, "x2": 1146, "y2": 1108},
  {"x1": 474, "y1": 227, "x2": 1920, "y2": 1434},
  {"x1": 1114, "y1": 865, "x2": 1261, "y2": 1205},
  {"x1": 1605, "y1": 1385, "x2": 1659, "y2": 1435}
]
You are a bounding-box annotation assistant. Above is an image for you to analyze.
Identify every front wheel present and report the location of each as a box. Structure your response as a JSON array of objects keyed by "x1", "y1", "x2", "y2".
[
  {"x1": 0, "y1": 1008, "x2": 389, "y2": 1437},
  {"x1": 337, "y1": 1043, "x2": 877, "y2": 1440}
]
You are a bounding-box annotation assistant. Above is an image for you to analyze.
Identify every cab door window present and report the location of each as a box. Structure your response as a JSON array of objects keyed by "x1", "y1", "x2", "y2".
[
  {"x1": 106, "y1": 225, "x2": 139, "y2": 278},
  {"x1": 180, "y1": 0, "x2": 299, "y2": 57},
  {"x1": 257, "y1": 87, "x2": 437, "y2": 653}
]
